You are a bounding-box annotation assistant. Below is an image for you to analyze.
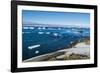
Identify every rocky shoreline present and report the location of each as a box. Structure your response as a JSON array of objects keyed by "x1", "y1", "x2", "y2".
[{"x1": 47, "y1": 38, "x2": 90, "y2": 61}]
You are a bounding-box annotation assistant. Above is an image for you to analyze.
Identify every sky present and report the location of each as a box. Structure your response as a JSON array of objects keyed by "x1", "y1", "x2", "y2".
[{"x1": 22, "y1": 10, "x2": 90, "y2": 28}]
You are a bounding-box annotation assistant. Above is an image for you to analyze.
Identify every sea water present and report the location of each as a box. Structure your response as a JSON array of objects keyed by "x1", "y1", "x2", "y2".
[{"x1": 22, "y1": 27, "x2": 90, "y2": 60}]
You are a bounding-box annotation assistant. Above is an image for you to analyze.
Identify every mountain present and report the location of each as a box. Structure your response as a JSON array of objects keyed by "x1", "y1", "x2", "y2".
[{"x1": 23, "y1": 23, "x2": 89, "y2": 28}]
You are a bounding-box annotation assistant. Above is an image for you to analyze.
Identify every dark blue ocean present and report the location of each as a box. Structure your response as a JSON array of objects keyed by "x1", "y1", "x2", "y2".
[{"x1": 22, "y1": 26, "x2": 90, "y2": 60}]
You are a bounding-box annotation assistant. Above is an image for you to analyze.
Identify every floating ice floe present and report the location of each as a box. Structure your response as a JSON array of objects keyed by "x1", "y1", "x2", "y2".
[
  {"x1": 73, "y1": 31, "x2": 80, "y2": 34},
  {"x1": 23, "y1": 27, "x2": 28, "y2": 29},
  {"x1": 29, "y1": 27, "x2": 34, "y2": 29},
  {"x1": 53, "y1": 33, "x2": 58, "y2": 36},
  {"x1": 38, "y1": 27, "x2": 41, "y2": 29},
  {"x1": 42, "y1": 27, "x2": 46, "y2": 29},
  {"x1": 46, "y1": 32, "x2": 50, "y2": 34},
  {"x1": 38, "y1": 32, "x2": 44, "y2": 34},
  {"x1": 28, "y1": 45, "x2": 40, "y2": 49},
  {"x1": 71, "y1": 29, "x2": 77, "y2": 31},
  {"x1": 66, "y1": 30, "x2": 71, "y2": 33},
  {"x1": 58, "y1": 28, "x2": 61, "y2": 30},
  {"x1": 35, "y1": 50, "x2": 39, "y2": 54}
]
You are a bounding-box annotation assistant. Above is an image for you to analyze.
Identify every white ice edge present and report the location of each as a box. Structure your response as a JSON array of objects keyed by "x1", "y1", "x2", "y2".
[{"x1": 28, "y1": 45, "x2": 40, "y2": 49}]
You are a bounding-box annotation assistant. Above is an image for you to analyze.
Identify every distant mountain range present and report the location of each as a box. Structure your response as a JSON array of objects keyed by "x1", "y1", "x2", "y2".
[{"x1": 23, "y1": 23, "x2": 89, "y2": 28}]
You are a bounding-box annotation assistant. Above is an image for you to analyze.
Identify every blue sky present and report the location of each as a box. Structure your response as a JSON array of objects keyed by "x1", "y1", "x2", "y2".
[{"x1": 22, "y1": 10, "x2": 90, "y2": 28}]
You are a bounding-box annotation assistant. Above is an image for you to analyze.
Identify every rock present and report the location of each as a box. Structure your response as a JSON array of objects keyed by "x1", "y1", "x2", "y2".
[{"x1": 56, "y1": 55, "x2": 66, "y2": 60}]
